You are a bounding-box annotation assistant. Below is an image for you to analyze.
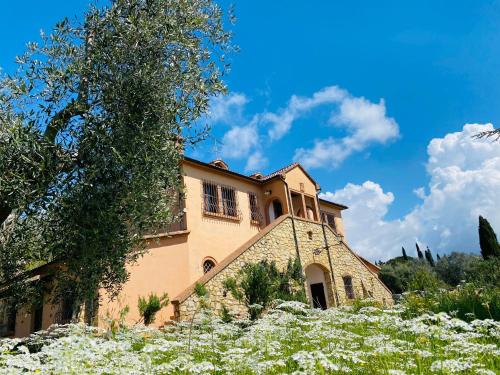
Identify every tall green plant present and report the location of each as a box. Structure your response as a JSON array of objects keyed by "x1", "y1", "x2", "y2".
[
  {"x1": 478, "y1": 216, "x2": 500, "y2": 259},
  {"x1": 402, "y1": 247, "x2": 408, "y2": 260},
  {"x1": 138, "y1": 293, "x2": 169, "y2": 325},
  {"x1": 416, "y1": 243, "x2": 424, "y2": 260}
]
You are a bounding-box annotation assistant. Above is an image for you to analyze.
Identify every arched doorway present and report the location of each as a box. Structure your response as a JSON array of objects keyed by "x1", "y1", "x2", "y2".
[
  {"x1": 305, "y1": 263, "x2": 329, "y2": 309},
  {"x1": 267, "y1": 198, "x2": 283, "y2": 223}
]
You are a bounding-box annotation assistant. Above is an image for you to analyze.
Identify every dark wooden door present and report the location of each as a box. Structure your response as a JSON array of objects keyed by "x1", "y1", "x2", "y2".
[{"x1": 310, "y1": 283, "x2": 327, "y2": 309}]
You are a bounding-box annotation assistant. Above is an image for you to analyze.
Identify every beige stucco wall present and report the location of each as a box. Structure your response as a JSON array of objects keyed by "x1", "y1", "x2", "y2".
[
  {"x1": 12, "y1": 294, "x2": 60, "y2": 337},
  {"x1": 182, "y1": 162, "x2": 265, "y2": 284},
  {"x1": 175, "y1": 216, "x2": 392, "y2": 320},
  {"x1": 99, "y1": 234, "x2": 190, "y2": 325},
  {"x1": 284, "y1": 167, "x2": 317, "y2": 196}
]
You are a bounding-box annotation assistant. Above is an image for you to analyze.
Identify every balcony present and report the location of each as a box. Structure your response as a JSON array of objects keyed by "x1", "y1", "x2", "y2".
[{"x1": 144, "y1": 214, "x2": 188, "y2": 238}]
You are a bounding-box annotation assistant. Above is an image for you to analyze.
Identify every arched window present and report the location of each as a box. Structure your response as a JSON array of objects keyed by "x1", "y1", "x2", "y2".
[
  {"x1": 343, "y1": 276, "x2": 355, "y2": 299},
  {"x1": 202, "y1": 258, "x2": 216, "y2": 274}
]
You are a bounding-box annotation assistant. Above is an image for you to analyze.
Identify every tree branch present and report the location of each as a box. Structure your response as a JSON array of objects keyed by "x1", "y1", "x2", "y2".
[
  {"x1": 43, "y1": 99, "x2": 86, "y2": 143},
  {"x1": 473, "y1": 129, "x2": 500, "y2": 141},
  {"x1": 0, "y1": 204, "x2": 11, "y2": 228}
]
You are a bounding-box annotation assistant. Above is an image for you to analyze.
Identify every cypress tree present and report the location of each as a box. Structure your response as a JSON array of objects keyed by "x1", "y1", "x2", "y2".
[
  {"x1": 425, "y1": 247, "x2": 435, "y2": 267},
  {"x1": 436, "y1": 253, "x2": 441, "y2": 261},
  {"x1": 416, "y1": 243, "x2": 424, "y2": 260},
  {"x1": 478, "y1": 216, "x2": 500, "y2": 259},
  {"x1": 402, "y1": 247, "x2": 408, "y2": 260}
]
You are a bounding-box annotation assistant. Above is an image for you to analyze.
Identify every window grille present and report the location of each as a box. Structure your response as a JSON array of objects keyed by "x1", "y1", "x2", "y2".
[
  {"x1": 221, "y1": 186, "x2": 237, "y2": 217},
  {"x1": 343, "y1": 276, "x2": 355, "y2": 299},
  {"x1": 201, "y1": 180, "x2": 241, "y2": 220},
  {"x1": 248, "y1": 192, "x2": 262, "y2": 223},
  {"x1": 203, "y1": 259, "x2": 216, "y2": 273},
  {"x1": 203, "y1": 181, "x2": 219, "y2": 214}
]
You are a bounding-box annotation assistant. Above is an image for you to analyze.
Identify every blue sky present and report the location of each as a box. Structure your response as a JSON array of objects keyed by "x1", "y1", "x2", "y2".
[{"x1": 2, "y1": 1, "x2": 500, "y2": 260}]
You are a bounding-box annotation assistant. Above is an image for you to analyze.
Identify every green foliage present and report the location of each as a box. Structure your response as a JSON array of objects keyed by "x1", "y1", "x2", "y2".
[
  {"x1": 402, "y1": 284, "x2": 500, "y2": 321},
  {"x1": 381, "y1": 252, "x2": 482, "y2": 293},
  {"x1": 194, "y1": 282, "x2": 208, "y2": 298},
  {"x1": 0, "y1": 0, "x2": 232, "y2": 311},
  {"x1": 478, "y1": 215, "x2": 500, "y2": 259},
  {"x1": 349, "y1": 298, "x2": 383, "y2": 312},
  {"x1": 435, "y1": 252, "x2": 478, "y2": 286},
  {"x1": 406, "y1": 265, "x2": 445, "y2": 292},
  {"x1": 224, "y1": 258, "x2": 306, "y2": 320},
  {"x1": 219, "y1": 304, "x2": 233, "y2": 323},
  {"x1": 415, "y1": 243, "x2": 424, "y2": 259},
  {"x1": 466, "y1": 257, "x2": 500, "y2": 287},
  {"x1": 379, "y1": 258, "x2": 422, "y2": 294},
  {"x1": 424, "y1": 247, "x2": 435, "y2": 267},
  {"x1": 106, "y1": 304, "x2": 130, "y2": 336},
  {"x1": 138, "y1": 293, "x2": 169, "y2": 325}
]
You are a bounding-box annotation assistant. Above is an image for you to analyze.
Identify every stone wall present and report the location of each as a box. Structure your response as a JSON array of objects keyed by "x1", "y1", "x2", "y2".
[{"x1": 174, "y1": 216, "x2": 392, "y2": 320}]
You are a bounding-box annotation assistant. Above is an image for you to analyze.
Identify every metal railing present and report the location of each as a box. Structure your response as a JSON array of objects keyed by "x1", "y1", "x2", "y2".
[{"x1": 149, "y1": 214, "x2": 187, "y2": 234}]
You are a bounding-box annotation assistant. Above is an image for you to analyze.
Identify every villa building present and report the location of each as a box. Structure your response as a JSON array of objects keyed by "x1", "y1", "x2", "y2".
[{"x1": 1, "y1": 156, "x2": 392, "y2": 337}]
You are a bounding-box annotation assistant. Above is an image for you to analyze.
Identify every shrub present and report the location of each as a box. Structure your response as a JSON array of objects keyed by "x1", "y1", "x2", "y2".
[
  {"x1": 219, "y1": 304, "x2": 233, "y2": 323},
  {"x1": 401, "y1": 284, "x2": 500, "y2": 321},
  {"x1": 435, "y1": 252, "x2": 478, "y2": 286},
  {"x1": 379, "y1": 258, "x2": 436, "y2": 293},
  {"x1": 349, "y1": 298, "x2": 383, "y2": 312},
  {"x1": 466, "y1": 257, "x2": 500, "y2": 287},
  {"x1": 407, "y1": 265, "x2": 446, "y2": 292},
  {"x1": 137, "y1": 293, "x2": 169, "y2": 325},
  {"x1": 224, "y1": 258, "x2": 306, "y2": 320}
]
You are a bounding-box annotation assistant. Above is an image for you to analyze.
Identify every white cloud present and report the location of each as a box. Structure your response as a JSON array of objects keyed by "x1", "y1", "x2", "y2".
[
  {"x1": 207, "y1": 86, "x2": 398, "y2": 170},
  {"x1": 220, "y1": 122, "x2": 259, "y2": 159},
  {"x1": 207, "y1": 93, "x2": 248, "y2": 125},
  {"x1": 264, "y1": 86, "x2": 348, "y2": 140},
  {"x1": 320, "y1": 124, "x2": 500, "y2": 261},
  {"x1": 413, "y1": 187, "x2": 426, "y2": 199},
  {"x1": 245, "y1": 150, "x2": 268, "y2": 172},
  {"x1": 294, "y1": 96, "x2": 399, "y2": 169}
]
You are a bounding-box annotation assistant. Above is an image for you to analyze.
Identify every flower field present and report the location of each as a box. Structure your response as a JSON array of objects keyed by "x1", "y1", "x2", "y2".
[{"x1": 0, "y1": 302, "x2": 499, "y2": 374}]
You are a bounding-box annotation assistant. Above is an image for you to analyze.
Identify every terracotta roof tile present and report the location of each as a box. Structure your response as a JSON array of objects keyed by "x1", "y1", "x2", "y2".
[{"x1": 261, "y1": 162, "x2": 300, "y2": 181}]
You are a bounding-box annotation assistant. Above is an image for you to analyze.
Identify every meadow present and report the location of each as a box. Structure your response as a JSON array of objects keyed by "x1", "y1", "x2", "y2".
[{"x1": 0, "y1": 301, "x2": 498, "y2": 374}]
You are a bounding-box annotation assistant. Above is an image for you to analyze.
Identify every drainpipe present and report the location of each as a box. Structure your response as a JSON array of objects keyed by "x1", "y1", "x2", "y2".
[
  {"x1": 316, "y1": 190, "x2": 340, "y2": 306},
  {"x1": 282, "y1": 175, "x2": 302, "y2": 267}
]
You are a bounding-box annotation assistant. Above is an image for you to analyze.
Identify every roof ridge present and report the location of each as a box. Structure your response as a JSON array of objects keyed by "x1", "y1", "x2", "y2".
[{"x1": 262, "y1": 161, "x2": 300, "y2": 180}]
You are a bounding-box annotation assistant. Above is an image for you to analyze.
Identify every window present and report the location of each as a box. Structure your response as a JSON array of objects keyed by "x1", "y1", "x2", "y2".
[
  {"x1": 343, "y1": 276, "x2": 355, "y2": 299},
  {"x1": 203, "y1": 181, "x2": 219, "y2": 214},
  {"x1": 306, "y1": 206, "x2": 315, "y2": 221},
  {"x1": 203, "y1": 259, "x2": 216, "y2": 273},
  {"x1": 202, "y1": 181, "x2": 240, "y2": 219},
  {"x1": 321, "y1": 211, "x2": 336, "y2": 231},
  {"x1": 248, "y1": 193, "x2": 260, "y2": 223},
  {"x1": 221, "y1": 186, "x2": 237, "y2": 217}
]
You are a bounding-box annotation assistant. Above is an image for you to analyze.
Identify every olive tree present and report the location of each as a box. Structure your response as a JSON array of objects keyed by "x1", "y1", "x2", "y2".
[{"x1": 0, "y1": 0, "x2": 232, "y2": 319}]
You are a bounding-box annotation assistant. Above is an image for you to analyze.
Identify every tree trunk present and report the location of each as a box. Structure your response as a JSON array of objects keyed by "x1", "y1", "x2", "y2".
[{"x1": 0, "y1": 204, "x2": 12, "y2": 228}]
